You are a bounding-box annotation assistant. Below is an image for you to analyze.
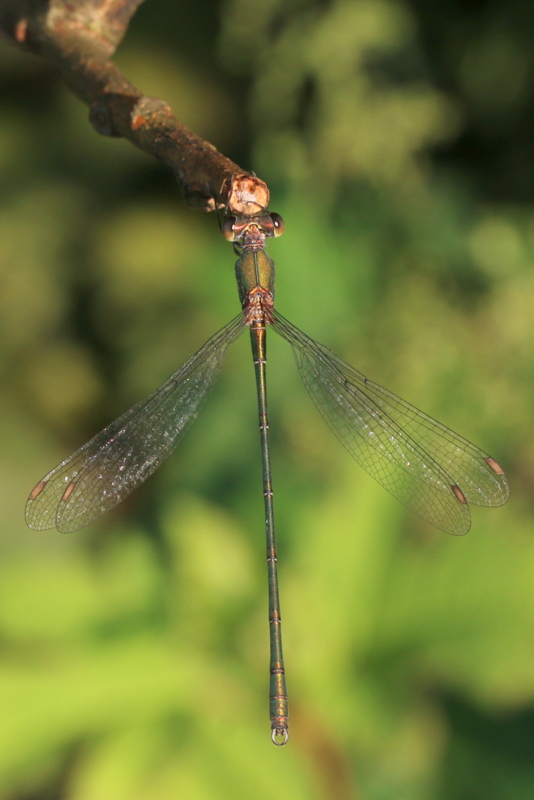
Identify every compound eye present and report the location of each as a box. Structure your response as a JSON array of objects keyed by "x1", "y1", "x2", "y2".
[
  {"x1": 270, "y1": 212, "x2": 285, "y2": 238},
  {"x1": 222, "y1": 216, "x2": 237, "y2": 241}
]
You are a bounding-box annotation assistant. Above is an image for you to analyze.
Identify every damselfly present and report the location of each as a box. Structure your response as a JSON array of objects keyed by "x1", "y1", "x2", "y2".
[{"x1": 26, "y1": 207, "x2": 509, "y2": 745}]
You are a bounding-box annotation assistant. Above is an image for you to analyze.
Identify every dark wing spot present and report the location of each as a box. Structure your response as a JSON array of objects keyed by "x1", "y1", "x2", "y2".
[
  {"x1": 485, "y1": 457, "x2": 505, "y2": 476},
  {"x1": 29, "y1": 480, "x2": 47, "y2": 500},
  {"x1": 451, "y1": 484, "x2": 467, "y2": 504},
  {"x1": 61, "y1": 481, "x2": 77, "y2": 502}
]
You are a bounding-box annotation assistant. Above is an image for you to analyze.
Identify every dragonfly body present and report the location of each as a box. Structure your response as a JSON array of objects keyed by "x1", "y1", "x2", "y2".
[
  {"x1": 26, "y1": 205, "x2": 508, "y2": 746},
  {"x1": 227, "y1": 212, "x2": 288, "y2": 743}
]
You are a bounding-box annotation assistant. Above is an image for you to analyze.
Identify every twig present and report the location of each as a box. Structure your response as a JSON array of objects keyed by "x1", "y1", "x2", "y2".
[{"x1": 0, "y1": 0, "x2": 269, "y2": 215}]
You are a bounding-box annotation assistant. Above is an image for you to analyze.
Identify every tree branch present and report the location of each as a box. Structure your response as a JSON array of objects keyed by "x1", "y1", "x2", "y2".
[{"x1": 0, "y1": 0, "x2": 269, "y2": 215}]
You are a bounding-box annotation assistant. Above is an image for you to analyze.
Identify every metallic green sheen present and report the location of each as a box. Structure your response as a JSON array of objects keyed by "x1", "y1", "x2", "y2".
[{"x1": 235, "y1": 250, "x2": 275, "y2": 305}]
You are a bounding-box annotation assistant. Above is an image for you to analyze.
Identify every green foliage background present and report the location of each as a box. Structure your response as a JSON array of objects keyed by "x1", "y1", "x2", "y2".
[{"x1": 1, "y1": 0, "x2": 533, "y2": 797}]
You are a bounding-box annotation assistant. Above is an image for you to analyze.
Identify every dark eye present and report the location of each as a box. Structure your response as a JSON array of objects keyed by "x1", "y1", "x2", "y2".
[
  {"x1": 222, "y1": 216, "x2": 237, "y2": 241},
  {"x1": 270, "y1": 212, "x2": 285, "y2": 238}
]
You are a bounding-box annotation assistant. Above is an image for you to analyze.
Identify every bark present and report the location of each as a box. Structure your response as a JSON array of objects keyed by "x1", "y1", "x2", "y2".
[{"x1": 0, "y1": 0, "x2": 269, "y2": 215}]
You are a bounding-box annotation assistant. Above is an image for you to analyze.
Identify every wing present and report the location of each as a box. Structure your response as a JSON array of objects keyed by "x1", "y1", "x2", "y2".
[
  {"x1": 273, "y1": 311, "x2": 508, "y2": 535},
  {"x1": 26, "y1": 315, "x2": 246, "y2": 532}
]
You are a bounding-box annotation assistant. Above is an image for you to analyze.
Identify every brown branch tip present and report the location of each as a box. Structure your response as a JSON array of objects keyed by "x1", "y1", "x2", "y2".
[{"x1": 0, "y1": 0, "x2": 270, "y2": 216}]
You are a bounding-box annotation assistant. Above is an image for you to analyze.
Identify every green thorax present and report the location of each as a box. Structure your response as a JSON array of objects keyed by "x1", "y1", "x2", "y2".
[{"x1": 235, "y1": 249, "x2": 275, "y2": 306}]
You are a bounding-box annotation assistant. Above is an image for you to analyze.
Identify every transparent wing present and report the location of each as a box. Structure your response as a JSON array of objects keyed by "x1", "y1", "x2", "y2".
[
  {"x1": 273, "y1": 311, "x2": 508, "y2": 535},
  {"x1": 26, "y1": 315, "x2": 246, "y2": 533}
]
